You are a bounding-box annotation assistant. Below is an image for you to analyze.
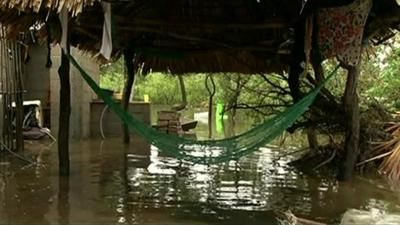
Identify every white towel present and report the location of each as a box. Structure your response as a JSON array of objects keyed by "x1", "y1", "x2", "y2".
[
  {"x1": 99, "y1": 2, "x2": 112, "y2": 60},
  {"x1": 59, "y1": 6, "x2": 68, "y2": 53}
]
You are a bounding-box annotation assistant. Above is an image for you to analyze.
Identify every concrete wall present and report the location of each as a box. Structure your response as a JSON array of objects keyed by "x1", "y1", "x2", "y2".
[
  {"x1": 90, "y1": 101, "x2": 151, "y2": 138},
  {"x1": 2, "y1": 44, "x2": 103, "y2": 140},
  {"x1": 29, "y1": 44, "x2": 151, "y2": 140},
  {"x1": 50, "y1": 46, "x2": 99, "y2": 139},
  {"x1": 24, "y1": 44, "x2": 51, "y2": 106},
  {"x1": 23, "y1": 44, "x2": 51, "y2": 127}
]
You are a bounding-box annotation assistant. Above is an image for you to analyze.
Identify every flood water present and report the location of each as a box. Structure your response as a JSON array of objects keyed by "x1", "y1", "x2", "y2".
[{"x1": 1, "y1": 112, "x2": 400, "y2": 224}]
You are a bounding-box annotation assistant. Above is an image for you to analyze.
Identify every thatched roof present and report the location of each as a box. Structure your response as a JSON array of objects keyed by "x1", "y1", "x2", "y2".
[
  {"x1": 0, "y1": 0, "x2": 97, "y2": 14},
  {"x1": 0, "y1": 0, "x2": 399, "y2": 74},
  {"x1": 0, "y1": 0, "x2": 95, "y2": 38},
  {"x1": 78, "y1": 0, "x2": 302, "y2": 74}
]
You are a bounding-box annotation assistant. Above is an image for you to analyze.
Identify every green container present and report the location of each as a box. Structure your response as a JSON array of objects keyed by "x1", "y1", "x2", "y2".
[
  {"x1": 216, "y1": 103, "x2": 224, "y2": 118},
  {"x1": 216, "y1": 102, "x2": 228, "y2": 120},
  {"x1": 216, "y1": 103, "x2": 227, "y2": 134}
]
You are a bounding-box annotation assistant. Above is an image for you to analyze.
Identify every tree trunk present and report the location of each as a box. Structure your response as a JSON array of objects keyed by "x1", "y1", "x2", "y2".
[
  {"x1": 171, "y1": 74, "x2": 187, "y2": 111},
  {"x1": 58, "y1": 45, "x2": 71, "y2": 176},
  {"x1": 339, "y1": 65, "x2": 360, "y2": 181},
  {"x1": 307, "y1": 47, "x2": 325, "y2": 155},
  {"x1": 289, "y1": 16, "x2": 317, "y2": 153},
  {"x1": 121, "y1": 49, "x2": 135, "y2": 144},
  {"x1": 176, "y1": 74, "x2": 187, "y2": 110},
  {"x1": 307, "y1": 124, "x2": 319, "y2": 155},
  {"x1": 205, "y1": 74, "x2": 216, "y2": 139}
]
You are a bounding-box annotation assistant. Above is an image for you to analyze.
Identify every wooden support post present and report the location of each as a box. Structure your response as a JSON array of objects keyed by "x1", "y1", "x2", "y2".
[
  {"x1": 306, "y1": 61, "x2": 325, "y2": 156},
  {"x1": 4, "y1": 38, "x2": 13, "y2": 150},
  {"x1": 339, "y1": 65, "x2": 360, "y2": 181},
  {"x1": 288, "y1": 18, "x2": 306, "y2": 102},
  {"x1": 58, "y1": 177, "x2": 70, "y2": 224},
  {"x1": 14, "y1": 75, "x2": 24, "y2": 152},
  {"x1": 14, "y1": 41, "x2": 24, "y2": 152},
  {"x1": 121, "y1": 49, "x2": 135, "y2": 144},
  {"x1": 1, "y1": 32, "x2": 10, "y2": 150},
  {"x1": 58, "y1": 45, "x2": 71, "y2": 176},
  {"x1": 307, "y1": 44, "x2": 325, "y2": 156}
]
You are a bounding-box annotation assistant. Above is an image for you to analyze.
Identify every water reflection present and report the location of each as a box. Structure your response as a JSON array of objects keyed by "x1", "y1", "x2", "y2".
[
  {"x1": 1, "y1": 152, "x2": 53, "y2": 225},
  {"x1": 121, "y1": 144, "x2": 400, "y2": 224},
  {"x1": 0, "y1": 136, "x2": 400, "y2": 224},
  {"x1": 58, "y1": 177, "x2": 70, "y2": 225}
]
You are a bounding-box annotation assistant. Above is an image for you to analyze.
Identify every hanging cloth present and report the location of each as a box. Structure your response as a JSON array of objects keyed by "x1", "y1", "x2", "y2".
[
  {"x1": 317, "y1": 0, "x2": 372, "y2": 66},
  {"x1": 99, "y1": 2, "x2": 112, "y2": 60},
  {"x1": 59, "y1": 6, "x2": 68, "y2": 53}
]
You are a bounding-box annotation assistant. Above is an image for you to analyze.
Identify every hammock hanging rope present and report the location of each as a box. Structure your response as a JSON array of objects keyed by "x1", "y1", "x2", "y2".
[{"x1": 68, "y1": 54, "x2": 339, "y2": 164}]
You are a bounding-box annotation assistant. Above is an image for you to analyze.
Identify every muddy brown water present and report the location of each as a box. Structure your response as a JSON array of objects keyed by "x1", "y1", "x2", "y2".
[
  {"x1": 1, "y1": 107, "x2": 400, "y2": 225},
  {"x1": 1, "y1": 136, "x2": 400, "y2": 225}
]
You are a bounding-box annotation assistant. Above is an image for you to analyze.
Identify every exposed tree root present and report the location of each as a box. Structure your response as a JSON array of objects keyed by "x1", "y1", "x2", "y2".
[{"x1": 290, "y1": 102, "x2": 400, "y2": 181}]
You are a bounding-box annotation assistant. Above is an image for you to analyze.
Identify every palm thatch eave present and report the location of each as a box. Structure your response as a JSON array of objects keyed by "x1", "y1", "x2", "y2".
[
  {"x1": 0, "y1": 0, "x2": 399, "y2": 75},
  {"x1": 0, "y1": 0, "x2": 98, "y2": 15}
]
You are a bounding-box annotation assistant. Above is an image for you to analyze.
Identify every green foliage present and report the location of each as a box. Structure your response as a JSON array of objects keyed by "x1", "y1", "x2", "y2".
[
  {"x1": 135, "y1": 73, "x2": 210, "y2": 106},
  {"x1": 214, "y1": 72, "x2": 291, "y2": 123},
  {"x1": 99, "y1": 35, "x2": 400, "y2": 115},
  {"x1": 99, "y1": 59, "x2": 125, "y2": 92},
  {"x1": 184, "y1": 74, "x2": 210, "y2": 105},
  {"x1": 135, "y1": 73, "x2": 181, "y2": 104},
  {"x1": 308, "y1": 36, "x2": 400, "y2": 112},
  {"x1": 364, "y1": 45, "x2": 400, "y2": 110}
]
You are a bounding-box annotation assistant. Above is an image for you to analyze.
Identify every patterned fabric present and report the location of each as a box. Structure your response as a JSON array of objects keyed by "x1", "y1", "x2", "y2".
[{"x1": 317, "y1": 0, "x2": 372, "y2": 66}]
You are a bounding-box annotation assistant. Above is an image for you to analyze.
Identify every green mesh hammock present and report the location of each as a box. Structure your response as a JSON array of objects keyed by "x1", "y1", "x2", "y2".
[{"x1": 68, "y1": 54, "x2": 339, "y2": 164}]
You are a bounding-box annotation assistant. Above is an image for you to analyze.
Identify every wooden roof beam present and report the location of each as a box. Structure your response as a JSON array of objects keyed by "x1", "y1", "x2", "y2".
[{"x1": 113, "y1": 17, "x2": 293, "y2": 30}]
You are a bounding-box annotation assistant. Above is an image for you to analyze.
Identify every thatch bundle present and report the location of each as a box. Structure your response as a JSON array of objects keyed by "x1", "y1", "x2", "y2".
[
  {"x1": 0, "y1": 0, "x2": 97, "y2": 38},
  {"x1": 359, "y1": 120, "x2": 400, "y2": 181},
  {"x1": 0, "y1": 0, "x2": 97, "y2": 15},
  {"x1": 378, "y1": 123, "x2": 400, "y2": 180},
  {"x1": 0, "y1": 0, "x2": 398, "y2": 74}
]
